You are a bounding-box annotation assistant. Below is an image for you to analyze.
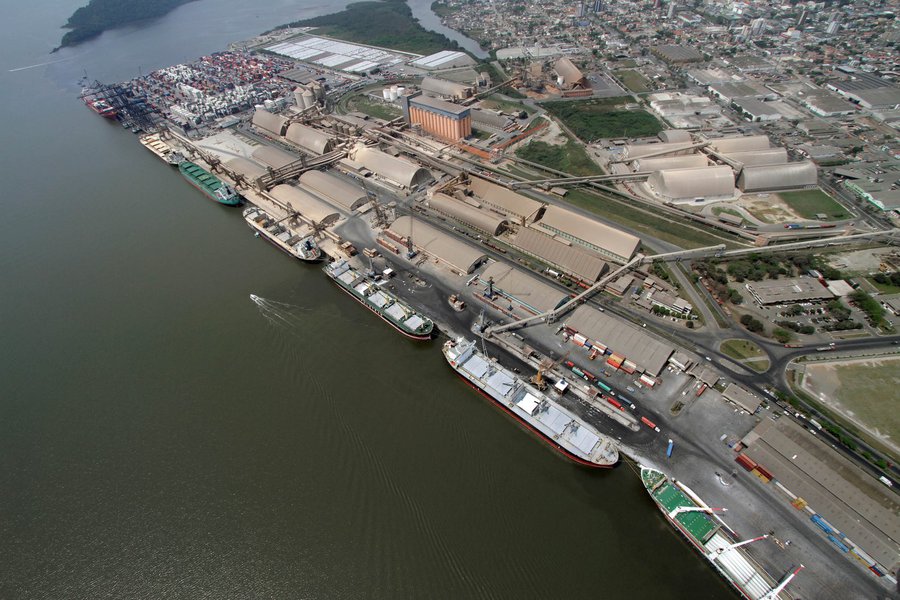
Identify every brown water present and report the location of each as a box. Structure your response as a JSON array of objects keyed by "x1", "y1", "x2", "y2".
[{"x1": 0, "y1": 1, "x2": 735, "y2": 598}]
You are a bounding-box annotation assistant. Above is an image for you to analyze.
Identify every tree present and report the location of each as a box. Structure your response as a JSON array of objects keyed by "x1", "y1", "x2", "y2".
[{"x1": 773, "y1": 328, "x2": 793, "y2": 343}]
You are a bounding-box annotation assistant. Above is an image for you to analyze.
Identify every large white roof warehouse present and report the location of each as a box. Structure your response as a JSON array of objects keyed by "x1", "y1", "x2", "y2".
[
  {"x1": 737, "y1": 162, "x2": 818, "y2": 193},
  {"x1": 298, "y1": 170, "x2": 368, "y2": 212},
  {"x1": 428, "y1": 193, "x2": 508, "y2": 236},
  {"x1": 708, "y1": 135, "x2": 772, "y2": 153},
  {"x1": 467, "y1": 176, "x2": 544, "y2": 224},
  {"x1": 388, "y1": 216, "x2": 487, "y2": 274},
  {"x1": 251, "y1": 109, "x2": 289, "y2": 137},
  {"x1": 647, "y1": 166, "x2": 735, "y2": 202},
  {"x1": 285, "y1": 123, "x2": 335, "y2": 155},
  {"x1": 533, "y1": 205, "x2": 640, "y2": 263},
  {"x1": 478, "y1": 262, "x2": 569, "y2": 315},
  {"x1": 563, "y1": 305, "x2": 674, "y2": 376},
  {"x1": 351, "y1": 145, "x2": 433, "y2": 189},
  {"x1": 269, "y1": 184, "x2": 340, "y2": 227},
  {"x1": 510, "y1": 227, "x2": 609, "y2": 284}
]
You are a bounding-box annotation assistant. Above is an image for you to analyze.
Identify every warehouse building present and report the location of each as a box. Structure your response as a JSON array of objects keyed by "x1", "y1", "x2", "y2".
[
  {"x1": 420, "y1": 76, "x2": 473, "y2": 100},
  {"x1": 387, "y1": 216, "x2": 487, "y2": 274},
  {"x1": 708, "y1": 82, "x2": 773, "y2": 103},
  {"x1": 722, "y1": 383, "x2": 761, "y2": 413},
  {"x1": 740, "y1": 417, "x2": 900, "y2": 577},
  {"x1": 553, "y1": 57, "x2": 587, "y2": 89},
  {"x1": 532, "y1": 205, "x2": 641, "y2": 263},
  {"x1": 634, "y1": 154, "x2": 708, "y2": 172},
  {"x1": 269, "y1": 184, "x2": 340, "y2": 227},
  {"x1": 658, "y1": 130, "x2": 693, "y2": 144},
  {"x1": 844, "y1": 180, "x2": 900, "y2": 212},
  {"x1": 646, "y1": 166, "x2": 735, "y2": 203},
  {"x1": 401, "y1": 92, "x2": 472, "y2": 142},
  {"x1": 477, "y1": 262, "x2": 569, "y2": 316},
  {"x1": 298, "y1": 170, "x2": 369, "y2": 212},
  {"x1": 722, "y1": 148, "x2": 788, "y2": 167},
  {"x1": 562, "y1": 305, "x2": 674, "y2": 376},
  {"x1": 251, "y1": 109, "x2": 289, "y2": 137},
  {"x1": 411, "y1": 51, "x2": 475, "y2": 71},
  {"x1": 708, "y1": 135, "x2": 772, "y2": 154},
  {"x1": 508, "y1": 227, "x2": 609, "y2": 284},
  {"x1": 284, "y1": 123, "x2": 335, "y2": 155},
  {"x1": 225, "y1": 157, "x2": 267, "y2": 181},
  {"x1": 736, "y1": 161, "x2": 818, "y2": 192},
  {"x1": 732, "y1": 97, "x2": 782, "y2": 122},
  {"x1": 351, "y1": 145, "x2": 434, "y2": 189},
  {"x1": 251, "y1": 145, "x2": 297, "y2": 170},
  {"x1": 802, "y1": 91, "x2": 856, "y2": 117},
  {"x1": 467, "y1": 176, "x2": 544, "y2": 224},
  {"x1": 745, "y1": 277, "x2": 834, "y2": 306},
  {"x1": 624, "y1": 142, "x2": 696, "y2": 160},
  {"x1": 427, "y1": 192, "x2": 508, "y2": 236}
]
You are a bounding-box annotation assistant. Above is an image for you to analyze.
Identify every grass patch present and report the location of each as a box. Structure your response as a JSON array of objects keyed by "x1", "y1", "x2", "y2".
[
  {"x1": 542, "y1": 98, "x2": 662, "y2": 141},
  {"x1": 615, "y1": 69, "x2": 651, "y2": 93},
  {"x1": 744, "y1": 358, "x2": 771, "y2": 373},
  {"x1": 481, "y1": 95, "x2": 531, "y2": 115},
  {"x1": 343, "y1": 94, "x2": 401, "y2": 120},
  {"x1": 720, "y1": 339, "x2": 766, "y2": 361},
  {"x1": 516, "y1": 140, "x2": 604, "y2": 177},
  {"x1": 277, "y1": 0, "x2": 459, "y2": 55},
  {"x1": 779, "y1": 189, "x2": 849, "y2": 221},
  {"x1": 712, "y1": 207, "x2": 743, "y2": 219},
  {"x1": 564, "y1": 189, "x2": 737, "y2": 249},
  {"x1": 867, "y1": 277, "x2": 900, "y2": 295}
]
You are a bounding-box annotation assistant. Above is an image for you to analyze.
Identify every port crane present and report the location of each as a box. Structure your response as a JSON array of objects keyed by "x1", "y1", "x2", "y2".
[{"x1": 531, "y1": 352, "x2": 569, "y2": 391}]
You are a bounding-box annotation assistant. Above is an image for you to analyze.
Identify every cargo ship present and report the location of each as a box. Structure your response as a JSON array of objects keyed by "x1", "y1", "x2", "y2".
[
  {"x1": 243, "y1": 206, "x2": 322, "y2": 262},
  {"x1": 139, "y1": 133, "x2": 183, "y2": 165},
  {"x1": 442, "y1": 338, "x2": 619, "y2": 468},
  {"x1": 640, "y1": 465, "x2": 801, "y2": 600},
  {"x1": 324, "y1": 259, "x2": 434, "y2": 340},
  {"x1": 84, "y1": 97, "x2": 117, "y2": 119},
  {"x1": 178, "y1": 161, "x2": 242, "y2": 206}
]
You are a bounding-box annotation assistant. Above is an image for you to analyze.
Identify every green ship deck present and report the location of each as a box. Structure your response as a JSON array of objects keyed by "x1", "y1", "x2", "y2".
[{"x1": 643, "y1": 468, "x2": 718, "y2": 544}]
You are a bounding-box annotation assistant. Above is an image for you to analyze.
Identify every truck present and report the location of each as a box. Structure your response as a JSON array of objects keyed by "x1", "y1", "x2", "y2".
[{"x1": 340, "y1": 241, "x2": 358, "y2": 257}]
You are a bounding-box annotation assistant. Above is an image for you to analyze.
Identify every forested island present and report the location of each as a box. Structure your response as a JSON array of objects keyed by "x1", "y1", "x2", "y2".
[
  {"x1": 271, "y1": 0, "x2": 460, "y2": 56},
  {"x1": 55, "y1": 0, "x2": 196, "y2": 51}
]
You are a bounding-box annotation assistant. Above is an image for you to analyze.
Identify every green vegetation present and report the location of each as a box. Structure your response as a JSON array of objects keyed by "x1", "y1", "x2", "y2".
[
  {"x1": 541, "y1": 98, "x2": 662, "y2": 141},
  {"x1": 739, "y1": 314, "x2": 764, "y2": 333},
  {"x1": 615, "y1": 70, "x2": 652, "y2": 93},
  {"x1": 870, "y1": 271, "x2": 900, "y2": 294},
  {"x1": 275, "y1": 0, "x2": 459, "y2": 55},
  {"x1": 430, "y1": 0, "x2": 459, "y2": 17},
  {"x1": 564, "y1": 189, "x2": 736, "y2": 250},
  {"x1": 720, "y1": 339, "x2": 765, "y2": 361},
  {"x1": 850, "y1": 289, "x2": 888, "y2": 328},
  {"x1": 343, "y1": 94, "x2": 401, "y2": 120},
  {"x1": 772, "y1": 328, "x2": 793, "y2": 344},
  {"x1": 57, "y1": 0, "x2": 194, "y2": 49},
  {"x1": 776, "y1": 320, "x2": 815, "y2": 335},
  {"x1": 778, "y1": 189, "x2": 849, "y2": 221},
  {"x1": 516, "y1": 140, "x2": 603, "y2": 177},
  {"x1": 481, "y1": 95, "x2": 531, "y2": 115}
]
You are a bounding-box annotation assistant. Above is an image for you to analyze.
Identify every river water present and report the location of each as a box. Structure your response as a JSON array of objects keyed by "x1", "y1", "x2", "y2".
[{"x1": 0, "y1": 1, "x2": 732, "y2": 598}]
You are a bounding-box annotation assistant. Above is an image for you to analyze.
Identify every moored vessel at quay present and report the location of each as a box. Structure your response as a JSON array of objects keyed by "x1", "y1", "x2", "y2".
[
  {"x1": 139, "y1": 133, "x2": 184, "y2": 165},
  {"x1": 84, "y1": 97, "x2": 117, "y2": 119},
  {"x1": 640, "y1": 465, "x2": 802, "y2": 600},
  {"x1": 178, "y1": 161, "x2": 243, "y2": 206},
  {"x1": 243, "y1": 206, "x2": 322, "y2": 262},
  {"x1": 324, "y1": 259, "x2": 434, "y2": 340},
  {"x1": 442, "y1": 338, "x2": 619, "y2": 468}
]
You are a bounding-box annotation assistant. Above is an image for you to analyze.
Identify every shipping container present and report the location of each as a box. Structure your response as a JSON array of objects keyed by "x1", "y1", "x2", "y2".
[
  {"x1": 735, "y1": 453, "x2": 757, "y2": 471},
  {"x1": 641, "y1": 416, "x2": 656, "y2": 429},
  {"x1": 827, "y1": 535, "x2": 850, "y2": 553},
  {"x1": 696, "y1": 383, "x2": 708, "y2": 397},
  {"x1": 755, "y1": 464, "x2": 774, "y2": 480},
  {"x1": 639, "y1": 374, "x2": 656, "y2": 387},
  {"x1": 606, "y1": 396, "x2": 622, "y2": 410}
]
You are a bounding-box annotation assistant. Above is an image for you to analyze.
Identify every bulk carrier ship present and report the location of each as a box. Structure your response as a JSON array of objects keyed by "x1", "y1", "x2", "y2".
[
  {"x1": 443, "y1": 338, "x2": 619, "y2": 468},
  {"x1": 640, "y1": 465, "x2": 802, "y2": 600},
  {"x1": 178, "y1": 161, "x2": 242, "y2": 206},
  {"x1": 243, "y1": 206, "x2": 322, "y2": 262},
  {"x1": 324, "y1": 259, "x2": 434, "y2": 340}
]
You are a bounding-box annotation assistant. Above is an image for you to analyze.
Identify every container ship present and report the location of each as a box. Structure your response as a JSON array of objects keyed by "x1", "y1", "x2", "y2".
[
  {"x1": 324, "y1": 259, "x2": 434, "y2": 340},
  {"x1": 84, "y1": 97, "x2": 117, "y2": 119},
  {"x1": 442, "y1": 338, "x2": 619, "y2": 468},
  {"x1": 139, "y1": 133, "x2": 184, "y2": 165},
  {"x1": 243, "y1": 206, "x2": 322, "y2": 262},
  {"x1": 640, "y1": 465, "x2": 802, "y2": 600},
  {"x1": 178, "y1": 161, "x2": 242, "y2": 206}
]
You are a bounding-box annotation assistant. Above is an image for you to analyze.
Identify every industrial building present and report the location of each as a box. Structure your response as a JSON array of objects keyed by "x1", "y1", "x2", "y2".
[
  {"x1": 740, "y1": 417, "x2": 900, "y2": 577},
  {"x1": 708, "y1": 135, "x2": 772, "y2": 154},
  {"x1": 477, "y1": 262, "x2": 569, "y2": 316},
  {"x1": 251, "y1": 109, "x2": 289, "y2": 137},
  {"x1": 427, "y1": 193, "x2": 508, "y2": 235},
  {"x1": 646, "y1": 166, "x2": 735, "y2": 203},
  {"x1": 251, "y1": 145, "x2": 297, "y2": 169},
  {"x1": 624, "y1": 142, "x2": 696, "y2": 160},
  {"x1": 736, "y1": 162, "x2": 818, "y2": 192},
  {"x1": 658, "y1": 130, "x2": 692, "y2": 144},
  {"x1": 828, "y1": 73, "x2": 900, "y2": 110},
  {"x1": 553, "y1": 57, "x2": 587, "y2": 89},
  {"x1": 401, "y1": 93, "x2": 472, "y2": 142},
  {"x1": 410, "y1": 51, "x2": 475, "y2": 71},
  {"x1": 350, "y1": 145, "x2": 433, "y2": 189},
  {"x1": 802, "y1": 91, "x2": 856, "y2": 117},
  {"x1": 467, "y1": 177, "x2": 545, "y2": 224},
  {"x1": 225, "y1": 157, "x2": 267, "y2": 181},
  {"x1": 562, "y1": 305, "x2": 674, "y2": 376},
  {"x1": 298, "y1": 170, "x2": 369, "y2": 212},
  {"x1": 745, "y1": 277, "x2": 834, "y2": 306},
  {"x1": 532, "y1": 206, "x2": 640, "y2": 263},
  {"x1": 722, "y1": 148, "x2": 788, "y2": 167},
  {"x1": 708, "y1": 82, "x2": 773, "y2": 103},
  {"x1": 284, "y1": 123, "x2": 335, "y2": 155},
  {"x1": 387, "y1": 216, "x2": 487, "y2": 274},
  {"x1": 269, "y1": 184, "x2": 340, "y2": 227},
  {"x1": 634, "y1": 154, "x2": 708, "y2": 172},
  {"x1": 731, "y1": 97, "x2": 782, "y2": 122},
  {"x1": 508, "y1": 227, "x2": 609, "y2": 284},
  {"x1": 722, "y1": 383, "x2": 761, "y2": 413},
  {"x1": 420, "y1": 76, "x2": 473, "y2": 100}
]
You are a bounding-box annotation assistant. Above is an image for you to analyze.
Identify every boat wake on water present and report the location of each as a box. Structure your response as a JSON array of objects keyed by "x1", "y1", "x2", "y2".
[{"x1": 250, "y1": 294, "x2": 312, "y2": 331}]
